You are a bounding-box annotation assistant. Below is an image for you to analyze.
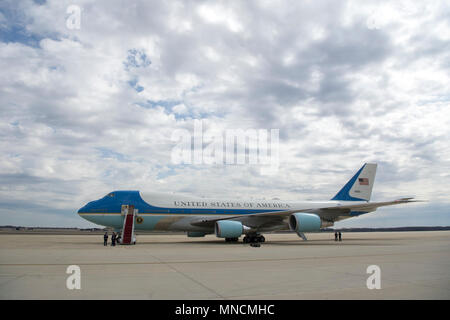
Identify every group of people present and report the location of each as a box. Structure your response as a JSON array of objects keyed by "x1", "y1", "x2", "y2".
[
  {"x1": 103, "y1": 232, "x2": 120, "y2": 246},
  {"x1": 334, "y1": 231, "x2": 342, "y2": 242}
]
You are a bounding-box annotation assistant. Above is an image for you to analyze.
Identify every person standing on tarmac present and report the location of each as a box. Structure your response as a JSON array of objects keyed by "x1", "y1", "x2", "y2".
[
  {"x1": 111, "y1": 232, "x2": 116, "y2": 246},
  {"x1": 338, "y1": 232, "x2": 342, "y2": 242},
  {"x1": 103, "y1": 232, "x2": 108, "y2": 246},
  {"x1": 334, "y1": 232, "x2": 338, "y2": 241}
]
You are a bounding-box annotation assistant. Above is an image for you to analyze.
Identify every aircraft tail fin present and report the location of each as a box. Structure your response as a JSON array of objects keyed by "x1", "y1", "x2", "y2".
[{"x1": 331, "y1": 163, "x2": 377, "y2": 202}]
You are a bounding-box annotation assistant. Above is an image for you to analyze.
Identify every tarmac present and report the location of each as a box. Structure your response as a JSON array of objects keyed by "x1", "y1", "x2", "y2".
[{"x1": 0, "y1": 231, "x2": 449, "y2": 299}]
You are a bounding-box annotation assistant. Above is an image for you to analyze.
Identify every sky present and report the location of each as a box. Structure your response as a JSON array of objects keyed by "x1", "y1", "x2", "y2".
[{"x1": 0, "y1": 0, "x2": 449, "y2": 228}]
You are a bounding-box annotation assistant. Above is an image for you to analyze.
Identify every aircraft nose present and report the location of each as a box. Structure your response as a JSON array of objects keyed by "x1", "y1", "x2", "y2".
[
  {"x1": 77, "y1": 200, "x2": 96, "y2": 214},
  {"x1": 77, "y1": 205, "x2": 86, "y2": 214}
]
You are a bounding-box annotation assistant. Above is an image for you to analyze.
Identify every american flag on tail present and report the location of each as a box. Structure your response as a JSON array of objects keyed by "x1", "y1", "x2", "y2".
[{"x1": 359, "y1": 178, "x2": 369, "y2": 185}]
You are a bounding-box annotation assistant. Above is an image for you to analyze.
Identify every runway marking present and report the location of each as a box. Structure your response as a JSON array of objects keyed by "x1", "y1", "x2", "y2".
[{"x1": 0, "y1": 250, "x2": 443, "y2": 267}]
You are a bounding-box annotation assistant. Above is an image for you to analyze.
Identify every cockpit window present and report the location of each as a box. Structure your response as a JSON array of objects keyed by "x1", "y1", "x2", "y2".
[{"x1": 107, "y1": 193, "x2": 115, "y2": 197}]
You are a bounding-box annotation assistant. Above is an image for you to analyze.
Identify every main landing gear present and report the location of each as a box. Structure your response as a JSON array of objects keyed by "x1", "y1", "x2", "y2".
[
  {"x1": 224, "y1": 234, "x2": 266, "y2": 245},
  {"x1": 243, "y1": 234, "x2": 265, "y2": 243}
]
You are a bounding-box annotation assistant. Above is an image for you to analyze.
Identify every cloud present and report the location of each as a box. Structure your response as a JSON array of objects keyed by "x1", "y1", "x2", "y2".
[{"x1": 0, "y1": 0, "x2": 449, "y2": 228}]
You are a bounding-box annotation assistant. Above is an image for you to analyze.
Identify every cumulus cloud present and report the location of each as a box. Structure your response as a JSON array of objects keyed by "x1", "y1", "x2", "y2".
[{"x1": 0, "y1": 0, "x2": 449, "y2": 227}]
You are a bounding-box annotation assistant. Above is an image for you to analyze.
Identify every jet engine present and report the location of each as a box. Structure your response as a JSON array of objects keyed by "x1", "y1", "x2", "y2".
[
  {"x1": 289, "y1": 213, "x2": 321, "y2": 235},
  {"x1": 215, "y1": 220, "x2": 249, "y2": 238}
]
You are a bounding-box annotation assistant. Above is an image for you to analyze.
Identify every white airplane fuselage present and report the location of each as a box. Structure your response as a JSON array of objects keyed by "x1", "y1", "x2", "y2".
[
  {"x1": 78, "y1": 191, "x2": 364, "y2": 232},
  {"x1": 77, "y1": 163, "x2": 416, "y2": 242}
]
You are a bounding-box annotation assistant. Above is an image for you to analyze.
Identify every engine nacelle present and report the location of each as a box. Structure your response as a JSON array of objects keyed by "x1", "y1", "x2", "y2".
[
  {"x1": 289, "y1": 213, "x2": 321, "y2": 234},
  {"x1": 215, "y1": 220, "x2": 245, "y2": 238}
]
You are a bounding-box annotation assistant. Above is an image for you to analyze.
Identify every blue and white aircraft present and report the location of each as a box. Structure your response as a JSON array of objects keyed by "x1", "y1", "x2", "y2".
[{"x1": 78, "y1": 163, "x2": 416, "y2": 243}]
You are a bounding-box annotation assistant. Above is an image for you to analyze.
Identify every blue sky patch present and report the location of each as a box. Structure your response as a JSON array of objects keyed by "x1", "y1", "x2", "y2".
[
  {"x1": 124, "y1": 48, "x2": 151, "y2": 69},
  {"x1": 96, "y1": 147, "x2": 127, "y2": 162},
  {"x1": 128, "y1": 78, "x2": 144, "y2": 92}
]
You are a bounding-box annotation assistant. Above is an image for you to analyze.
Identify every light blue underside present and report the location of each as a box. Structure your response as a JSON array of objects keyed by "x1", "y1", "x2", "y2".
[{"x1": 82, "y1": 215, "x2": 166, "y2": 230}]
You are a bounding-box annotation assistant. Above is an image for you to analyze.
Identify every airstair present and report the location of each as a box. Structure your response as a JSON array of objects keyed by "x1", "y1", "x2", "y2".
[{"x1": 119, "y1": 205, "x2": 137, "y2": 245}]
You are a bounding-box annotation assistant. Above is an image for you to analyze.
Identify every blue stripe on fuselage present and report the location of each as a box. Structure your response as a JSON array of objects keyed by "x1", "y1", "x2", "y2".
[{"x1": 77, "y1": 190, "x2": 284, "y2": 215}]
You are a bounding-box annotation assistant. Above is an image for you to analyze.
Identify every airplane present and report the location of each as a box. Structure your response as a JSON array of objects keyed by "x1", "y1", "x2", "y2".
[{"x1": 77, "y1": 163, "x2": 417, "y2": 244}]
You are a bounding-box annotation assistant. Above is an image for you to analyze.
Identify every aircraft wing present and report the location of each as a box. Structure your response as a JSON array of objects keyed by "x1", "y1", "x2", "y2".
[
  {"x1": 307, "y1": 198, "x2": 421, "y2": 223},
  {"x1": 190, "y1": 198, "x2": 420, "y2": 229}
]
